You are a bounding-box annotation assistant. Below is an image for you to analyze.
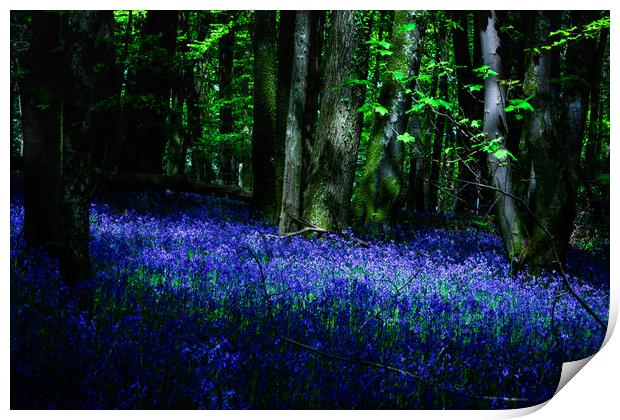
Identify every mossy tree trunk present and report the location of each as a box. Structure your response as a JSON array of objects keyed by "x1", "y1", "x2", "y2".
[
  {"x1": 354, "y1": 11, "x2": 423, "y2": 226},
  {"x1": 303, "y1": 11, "x2": 361, "y2": 230},
  {"x1": 518, "y1": 11, "x2": 564, "y2": 269},
  {"x1": 251, "y1": 11, "x2": 278, "y2": 219},
  {"x1": 521, "y1": 11, "x2": 598, "y2": 269},
  {"x1": 279, "y1": 11, "x2": 311, "y2": 234},
  {"x1": 519, "y1": 11, "x2": 599, "y2": 270},
  {"x1": 479, "y1": 11, "x2": 528, "y2": 262}
]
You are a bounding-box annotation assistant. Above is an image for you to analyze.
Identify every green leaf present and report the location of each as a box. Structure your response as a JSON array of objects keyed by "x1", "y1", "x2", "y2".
[
  {"x1": 492, "y1": 148, "x2": 516, "y2": 161},
  {"x1": 397, "y1": 23, "x2": 417, "y2": 33},
  {"x1": 347, "y1": 78, "x2": 373, "y2": 87},
  {"x1": 392, "y1": 71, "x2": 407, "y2": 81},
  {"x1": 473, "y1": 65, "x2": 489, "y2": 76},
  {"x1": 504, "y1": 97, "x2": 535, "y2": 113},
  {"x1": 473, "y1": 64, "x2": 498, "y2": 79},
  {"x1": 356, "y1": 103, "x2": 372, "y2": 114},
  {"x1": 365, "y1": 40, "x2": 391, "y2": 50},
  {"x1": 420, "y1": 96, "x2": 453, "y2": 111},
  {"x1": 465, "y1": 84, "x2": 484, "y2": 92},
  {"x1": 396, "y1": 132, "x2": 416, "y2": 143},
  {"x1": 407, "y1": 103, "x2": 426, "y2": 114},
  {"x1": 373, "y1": 104, "x2": 389, "y2": 116}
]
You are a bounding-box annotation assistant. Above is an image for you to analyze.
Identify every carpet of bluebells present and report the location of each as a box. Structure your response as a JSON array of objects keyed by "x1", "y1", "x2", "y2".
[{"x1": 10, "y1": 185, "x2": 609, "y2": 409}]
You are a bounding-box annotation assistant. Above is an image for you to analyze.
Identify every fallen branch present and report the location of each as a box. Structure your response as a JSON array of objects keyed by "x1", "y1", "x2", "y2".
[
  {"x1": 266, "y1": 214, "x2": 371, "y2": 248},
  {"x1": 265, "y1": 226, "x2": 329, "y2": 239},
  {"x1": 94, "y1": 169, "x2": 252, "y2": 202}
]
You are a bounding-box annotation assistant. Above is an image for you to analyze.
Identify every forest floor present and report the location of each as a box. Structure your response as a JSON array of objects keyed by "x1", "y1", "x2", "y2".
[{"x1": 10, "y1": 181, "x2": 609, "y2": 409}]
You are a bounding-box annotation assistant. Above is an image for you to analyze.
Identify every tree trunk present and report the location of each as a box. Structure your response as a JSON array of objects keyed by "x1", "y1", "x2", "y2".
[
  {"x1": 406, "y1": 111, "x2": 426, "y2": 213},
  {"x1": 93, "y1": 10, "x2": 128, "y2": 171},
  {"x1": 189, "y1": 12, "x2": 216, "y2": 183},
  {"x1": 425, "y1": 19, "x2": 449, "y2": 215},
  {"x1": 428, "y1": 75, "x2": 447, "y2": 214},
  {"x1": 219, "y1": 18, "x2": 236, "y2": 185},
  {"x1": 23, "y1": 11, "x2": 115, "y2": 285},
  {"x1": 472, "y1": 12, "x2": 493, "y2": 212},
  {"x1": 519, "y1": 12, "x2": 563, "y2": 269},
  {"x1": 167, "y1": 11, "x2": 190, "y2": 176},
  {"x1": 122, "y1": 11, "x2": 177, "y2": 174},
  {"x1": 167, "y1": 89, "x2": 185, "y2": 176},
  {"x1": 271, "y1": 11, "x2": 296, "y2": 219},
  {"x1": 553, "y1": 11, "x2": 598, "y2": 260},
  {"x1": 22, "y1": 12, "x2": 63, "y2": 252},
  {"x1": 301, "y1": 11, "x2": 325, "y2": 194},
  {"x1": 58, "y1": 12, "x2": 116, "y2": 284},
  {"x1": 479, "y1": 10, "x2": 528, "y2": 261},
  {"x1": 303, "y1": 11, "x2": 361, "y2": 230},
  {"x1": 279, "y1": 11, "x2": 311, "y2": 234},
  {"x1": 354, "y1": 11, "x2": 423, "y2": 225},
  {"x1": 583, "y1": 25, "x2": 609, "y2": 199},
  {"x1": 451, "y1": 11, "x2": 480, "y2": 214},
  {"x1": 252, "y1": 11, "x2": 279, "y2": 219}
]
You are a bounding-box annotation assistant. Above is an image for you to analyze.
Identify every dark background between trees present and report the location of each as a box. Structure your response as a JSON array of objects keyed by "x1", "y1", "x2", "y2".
[{"x1": 10, "y1": 10, "x2": 609, "y2": 285}]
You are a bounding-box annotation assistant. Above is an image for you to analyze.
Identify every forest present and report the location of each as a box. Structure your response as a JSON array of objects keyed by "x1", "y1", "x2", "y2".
[{"x1": 10, "y1": 10, "x2": 610, "y2": 409}]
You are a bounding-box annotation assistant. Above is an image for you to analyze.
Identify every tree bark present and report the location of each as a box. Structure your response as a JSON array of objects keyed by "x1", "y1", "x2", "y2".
[
  {"x1": 279, "y1": 11, "x2": 311, "y2": 234},
  {"x1": 406, "y1": 111, "x2": 426, "y2": 213},
  {"x1": 303, "y1": 11, "x2": 361, "y2": 230},
  {"x1": 429, "y1": 74, "x2": 447, "y2": 213},
  {"x1": 301, "y1": 11, "x2": 325, "y2": 193},
  {"x1": 218, "y1": 18, "x2": 237, "y2": 185},
  {"x1": 189, "y1": 12, "x2": 216, "y2": 183},
  {"x1": 518, "y1": 12, "x2": 562, "y2": 269},
  {"x1": 252, "y1": 11, "x2": 279, "y2": 219},
  {"x1": 23, "y1": 11, "x2": 115, "y2": 285},
  {"x1": 122, "y1": 11, "x2": 178, "y2": 174},
  {"x1": 553, "y1": 11, "x2": 599, "y2": 260},
  {"x1": 479, "y1": 10, "x2": 528, "y2": 261},
  {"x1": 354, "y1": 11, "x2": 423, "y2": 225},
  {"x1": 583, "y1": 25, "x2": 609, "y2": 191},
  {"x1": 451, "y1": 11, "x2": 480, "y2": 214},
  {"x1": 59, "y1": 12, "x2": 117, "y2": 284},
  {"x1": 22, "y1": 12, "x2": 63, "y2": 251},
  {"x1": 272, "y1": 11, "x2": 296, "y2": 219},
  {"x1": 167, "y1": 11, "x2": 191, "y2": 177}
]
